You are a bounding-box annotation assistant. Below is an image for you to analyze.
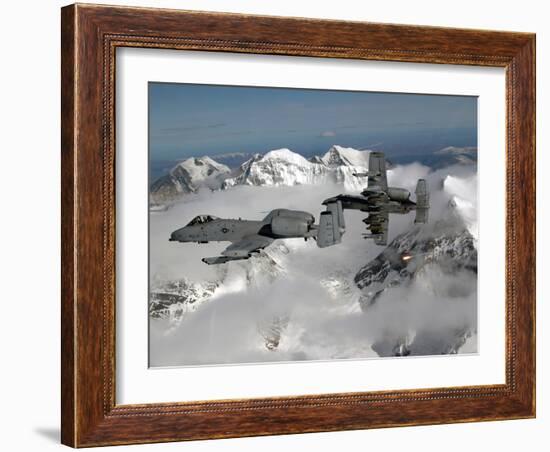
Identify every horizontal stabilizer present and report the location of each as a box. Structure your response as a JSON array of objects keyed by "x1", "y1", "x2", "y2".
[
  {"x1": 353, "y1": 170, "x2": 379, "y2": 178},
  {"x1": 361, "y1": 233, "x2": 387, "y2": 246}
]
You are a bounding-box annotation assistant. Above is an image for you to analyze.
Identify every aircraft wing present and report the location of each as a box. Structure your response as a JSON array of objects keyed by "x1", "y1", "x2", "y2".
[
  {"x1": 221, "y1": 235, "x2": 274, "y2": 258},
  {"x1": 367, "y1": 152, "x2": 388, "y2": 191},
  {"x1": 363, "y1": 211, "x2": 389, "y2": 246}
]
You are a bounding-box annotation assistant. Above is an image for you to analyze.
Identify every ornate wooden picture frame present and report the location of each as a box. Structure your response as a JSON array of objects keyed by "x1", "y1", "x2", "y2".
[{"x1": 61, "y1": 3, "x2": 535, "y2": 447}]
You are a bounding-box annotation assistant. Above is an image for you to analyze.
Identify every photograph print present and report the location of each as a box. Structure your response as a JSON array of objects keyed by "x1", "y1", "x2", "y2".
[{"x1": 148, "y1": 83, "x2": 478, "y2": 367}]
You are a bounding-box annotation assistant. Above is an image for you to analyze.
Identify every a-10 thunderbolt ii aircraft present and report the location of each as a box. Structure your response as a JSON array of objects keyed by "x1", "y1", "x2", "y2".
[
  {"x1": 169, "y1": 204, "x2": 346, "y2": 264},
  {"x1": 322, "y1": 151, "x2": 429, "y2": 246}
]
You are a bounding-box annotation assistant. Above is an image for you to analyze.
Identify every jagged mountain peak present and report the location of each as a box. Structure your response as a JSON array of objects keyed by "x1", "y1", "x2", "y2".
[
  {"x1": 321, "y1": 145, "x2": 370, "y2": 167},
  {"x1": 352, "y1": 205, "x2": 477, "y2": 358},
  {"x1": 150, "y1": 155, "x2": 231, "y2": 204},
  {"x1": 354, "y1": 207, "x2": 477, "y2": 310},
  {"x1": 309, "y1": 155, "x2": 324, "y2": 164},
  {"x1": 222, "y1": 145, "x2": 371, "y2": 190},
  {"x1": 222, "y1": 148, "x2": 320, "y2": 188},
  {"x1": 175, "y1": 155, "x2": 229, "y2": 176},
  {"x1": 262, "y1": 148, "x2": 310, "y2": 165},
  {"x1": 149, "y1": 277, "x2": 218, "y2": 325},
  {"x1": 151, "y1": 145, "x2": 380, "y2": 204}
]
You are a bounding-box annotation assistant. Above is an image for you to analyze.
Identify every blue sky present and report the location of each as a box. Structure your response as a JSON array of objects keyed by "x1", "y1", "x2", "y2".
[{"x1": 149, "y1": 82, "x2": 477, "y2": 162}]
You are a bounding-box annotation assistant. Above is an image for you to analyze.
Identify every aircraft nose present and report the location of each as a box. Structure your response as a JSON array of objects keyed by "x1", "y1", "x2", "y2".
[{"x1": 169, "y1": 228, "x2": 185, "y2": 242}]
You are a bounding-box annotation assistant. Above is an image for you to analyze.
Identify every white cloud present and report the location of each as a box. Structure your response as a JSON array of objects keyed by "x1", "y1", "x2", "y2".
[{"x1": 149, "y1": 163, "x2": 478, "y2": 366}]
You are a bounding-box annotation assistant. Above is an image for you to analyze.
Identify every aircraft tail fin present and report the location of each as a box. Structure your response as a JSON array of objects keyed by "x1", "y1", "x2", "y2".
[
  {"x1": 367, "y1": 152, "x2": 388, "y2": 190},
  {"x1": 415, "y1": 179, "x2": 429, "y2": 224},
  {"x1": 415, "y1": 208, "x2": 429, "y2": 224},
  {"x1": 317, "y1": 200, "x2": 346, "y2": 248}
]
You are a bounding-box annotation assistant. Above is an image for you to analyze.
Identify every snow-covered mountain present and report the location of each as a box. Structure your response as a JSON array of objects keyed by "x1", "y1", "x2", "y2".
[
  {"x1": 222, "y1": 149, "x2": 326, "y2": 188},
  {"x1": 150, "y1": 145, "x2": 373, "y2": 204},
  {"x1": 149, "y1": 248, "x2": 286, "y2": 329},
  {"x1": 150, "y1": 156, "x2": 230, "y2": 204},
  {"x1": 148, "y1": 146, "x2": 478, "y2": 364},
  {"x1": 321, "y1": 145, "x2": 370, "y2": 167},
  {"x1": 213, "y1": 152, "x2": 254, "y2": 168},
  {"x1": 355, "y1": 216, "x2": 476, "y2": 308},
  {"x1": 149, "y1": 144, "x2": 477, "y2": 206},
  {"x1": 149, "y1": 278, "x2": 218, "y2": 325},
  {"x1": 222, "y1": 146, "x2": 369, "y2": 191},
  {"x1": 431, "y1": 146, "x2": 478, "y2": 168},
  {"x1": 149, "y1": 243, "x2": 290, "y2": 356},
  {"x1": 353, "y1": 204, "x2": 477, "y2": 356},
  {"x1": 150, "y1": 199, "x2": 478, "y2": 361}
]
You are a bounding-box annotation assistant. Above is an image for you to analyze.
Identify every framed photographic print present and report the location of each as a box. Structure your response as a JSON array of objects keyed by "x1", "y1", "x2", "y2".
[{"x1": 61, "y1": 3, "x2": 536, "y2": 447}]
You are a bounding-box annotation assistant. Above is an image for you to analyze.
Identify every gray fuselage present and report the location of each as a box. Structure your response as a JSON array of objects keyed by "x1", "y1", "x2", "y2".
[
  {"x1": 323, "y1": 190, "x2": 417, "y2": 215},
  {"x1": 170, "y1": 219, "x2": 265, "y2": 243},
  {"x1": 169, "y1": 209, "x2": 316, "y2": 244}
]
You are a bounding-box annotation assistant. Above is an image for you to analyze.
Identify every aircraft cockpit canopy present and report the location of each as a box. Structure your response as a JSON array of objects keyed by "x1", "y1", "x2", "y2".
[{"x1": 186, "y1": 215, "x2": 219, "y2": 226}]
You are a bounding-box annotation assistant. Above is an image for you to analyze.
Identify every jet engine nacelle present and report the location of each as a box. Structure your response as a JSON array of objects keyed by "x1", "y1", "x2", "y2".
[
  {"x1": 270, "y1": 215, "x2": 310, "y2": 237},
  {"x1": 387, "y1": 187, "x2": 410, "y2": 201},
  {"x1": 265, "y1": 209, "x2": 314, "y2": 222}
]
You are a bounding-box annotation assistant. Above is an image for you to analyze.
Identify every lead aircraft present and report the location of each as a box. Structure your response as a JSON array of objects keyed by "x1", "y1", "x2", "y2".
[{"x1": 169, "y1": 205, "x2": 345, "y2": 264}]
